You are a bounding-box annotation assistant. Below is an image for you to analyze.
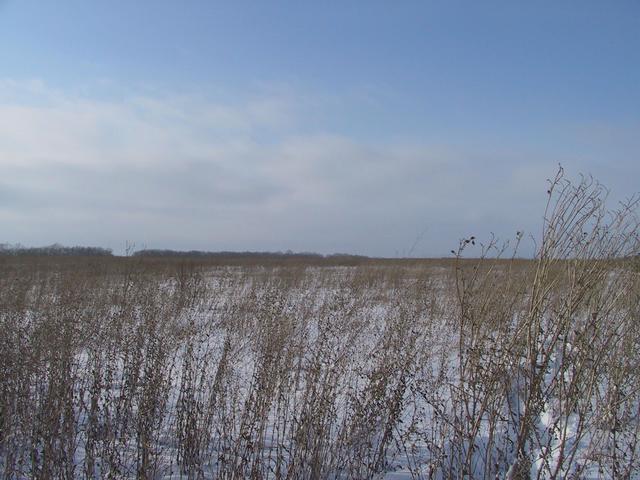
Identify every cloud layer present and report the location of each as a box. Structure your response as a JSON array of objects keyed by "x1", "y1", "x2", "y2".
[{"x1": 1, "y1": 79, "x2": 627, "y2": 257}]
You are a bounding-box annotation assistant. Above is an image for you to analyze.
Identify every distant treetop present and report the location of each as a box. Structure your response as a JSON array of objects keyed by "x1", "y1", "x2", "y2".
[{"x1": 0, "y1": 243, "x2": 113, "y2": 256}]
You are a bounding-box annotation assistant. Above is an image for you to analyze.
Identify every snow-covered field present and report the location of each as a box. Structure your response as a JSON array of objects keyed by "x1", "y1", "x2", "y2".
[{"x1": 1, "y1": 260, "x2": 640, "y2": 479}]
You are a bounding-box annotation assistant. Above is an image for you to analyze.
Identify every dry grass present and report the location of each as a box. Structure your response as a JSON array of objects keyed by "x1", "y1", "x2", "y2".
[{"x1": 1, "y1": 169, "x2": 639, "y2": 479}]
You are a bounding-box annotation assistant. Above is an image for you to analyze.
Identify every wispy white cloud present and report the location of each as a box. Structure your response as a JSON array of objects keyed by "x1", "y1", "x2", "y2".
[
  {"x1": 1, "y1": 78, "x2": 629, "y2": 256},
  {"x1": 0, "y1": 79, "x2": 299, "y2": 169}
]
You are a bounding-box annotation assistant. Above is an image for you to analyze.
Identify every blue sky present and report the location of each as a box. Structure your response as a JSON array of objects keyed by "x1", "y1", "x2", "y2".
[{"x1": 1, "y1": 1, "x2": 639, "y2": 256}]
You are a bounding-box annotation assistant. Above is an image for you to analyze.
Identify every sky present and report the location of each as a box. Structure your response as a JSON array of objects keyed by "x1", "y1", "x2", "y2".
[{"x1": 1, "y1": 1, "x2": 639, "y2": 257}]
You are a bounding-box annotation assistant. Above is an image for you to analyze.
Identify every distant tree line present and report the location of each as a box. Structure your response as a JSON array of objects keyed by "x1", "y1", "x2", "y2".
[
  {"x1": 0, "y1": 244, "x2": 371, "y2": 263},
  {"x1": 0, "y1": 243, "x2": 113, "y2": 256},
  {"x1": 133, "y1": 249, "x2": 368, "y2": 262}
]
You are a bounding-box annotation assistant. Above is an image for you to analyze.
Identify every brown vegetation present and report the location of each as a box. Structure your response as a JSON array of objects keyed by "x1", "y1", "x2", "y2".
[{"x1": 1, "y1": 170, "x2": 639, "y2": 479}]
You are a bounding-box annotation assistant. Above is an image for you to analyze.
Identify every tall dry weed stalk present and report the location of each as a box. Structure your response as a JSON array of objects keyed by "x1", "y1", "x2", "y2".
[{"x1": 440, "y1": 167, "x2": 640, "y2": 479}]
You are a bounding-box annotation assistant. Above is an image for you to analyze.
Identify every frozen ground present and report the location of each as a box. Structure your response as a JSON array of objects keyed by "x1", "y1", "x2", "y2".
[{"x1": 1, "y1": 263, "x2": 639, "y2": 479}]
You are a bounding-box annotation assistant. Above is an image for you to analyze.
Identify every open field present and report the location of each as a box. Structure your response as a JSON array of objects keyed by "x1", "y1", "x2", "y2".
[
  {"x1": 1, "y1": 255, "x2": 639, "y2": 479},
  {"x1": 2, "y1": 176, "x2": 640, "y2": 479}
]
